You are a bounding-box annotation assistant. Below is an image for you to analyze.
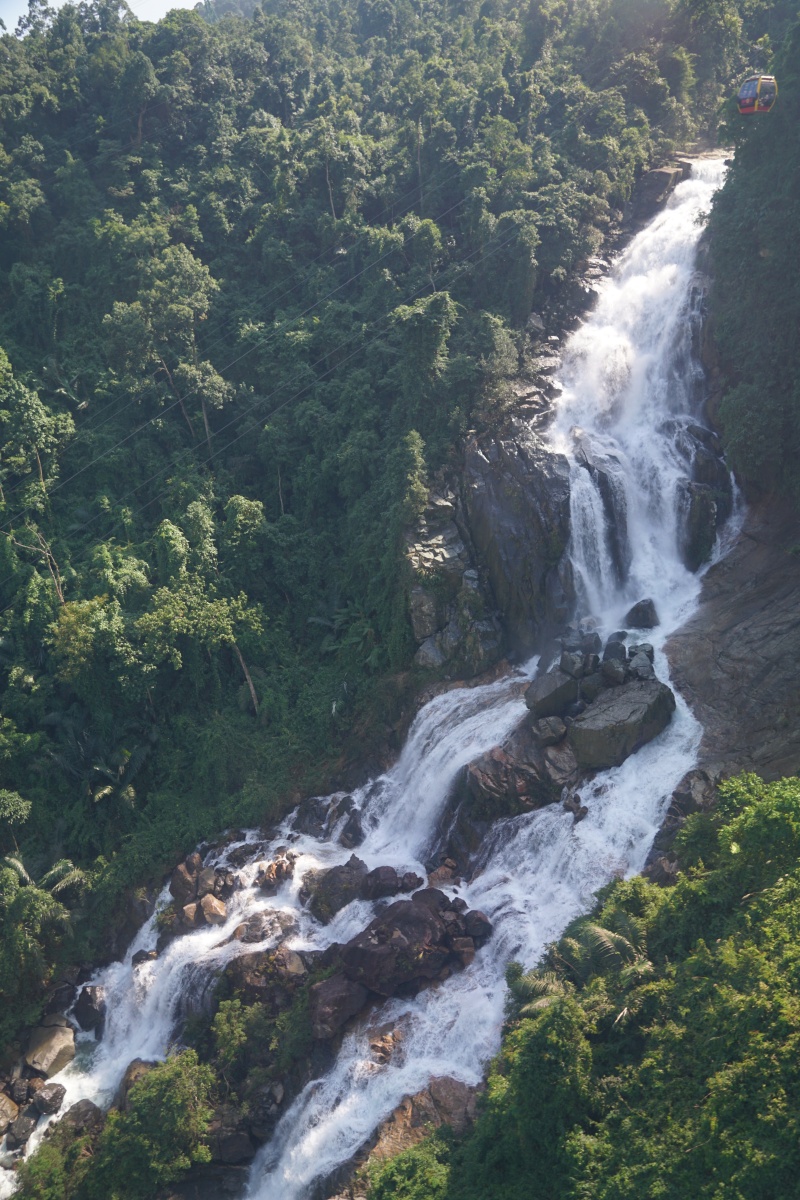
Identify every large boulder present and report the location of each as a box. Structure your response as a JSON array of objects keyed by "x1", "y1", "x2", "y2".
[
  {"x1": 60, "y1": 1098, "x2": 104, "y2": 1134},
  {"x1": 169, "y1": 857, "x2": 199, "y2": 906},
  {"x1": 113, "y1": 1059, "x2": 156, "y2": 1111},
  {"x1": 74, "y1": 984, "x2": 106, "y2": 1035},
  {"x1": 341, "y1": 896, "x2": 452, "y2": 997},
  {"x1": 33, "y1": 1082, "x2": 66, "y2": 1116},
  {"x1": 567, "y1": 679, "x2": 676, "y2": 769},
  {"x1": 0, "y1": 1092, "x2": 19, "y2": 1135},
  {"x1": 300, "y1": 855, "x2": 368, "y2": 924},
  {"x1": 524, "y1": 669, "x2": 578, "y2": 719},
  {"x1": 463, "y1": 424, "x2": 573, "y2": 654},
  {"x1": 624, "y1": 598, "x2": 659, "y2": 629},
  {"x1": 208, "y1": 1103, "x2": 257, "y2": 1164},
  {"x1": 6, "y1": 1106, "x2": 39, "y2": 1150},
  {"x1": 309, "y1": 973, "x2": 370, "y2": 1040},
  {"x1": 25, "y1": 1024, "x2": 75, "y2": 1077},
  {"x1": 200, "y1": 894, "x2": 227, "y2": 925}
]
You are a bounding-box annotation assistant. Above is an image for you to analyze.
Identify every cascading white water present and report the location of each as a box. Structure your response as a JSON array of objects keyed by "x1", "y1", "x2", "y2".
[{"x1": 1, "y1": 159, "x2": 733, "y2": 1200}]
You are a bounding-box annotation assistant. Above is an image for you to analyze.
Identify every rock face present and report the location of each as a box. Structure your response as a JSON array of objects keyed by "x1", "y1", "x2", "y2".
[
  {"x1": 74, "y1": 985, "x2": 106, "y2": 1035},
  {"x1": 309, "y1": 974, "x2": 371, "y2": 1040},
  {"x1": 328, "y1": 1077, "x2": 480, "y2": 1200},
  {"x1": 463, "y1": 422, "x2": 573, "y2": 654},
  {"x1": 34, "y1": 1082, "x2": 67, "y2": 1116},
  {"x1": 405, "y1": 489, "x2": 505, "y2": 677},
  {"x1": 525, "y1": 669, "x2": 578, "y2": 718},
  {"x1": 300, "y1": 855, "x2": 369, "y2": 923},
  {"x1": 667, "y1": 497, "x2": 800, "y2": 778},
  {"x1": 567, "y1": 679, "x2": 676, "y2": 769},
  {"x1": 25, "y1": 1024, "x2": 76, "y2": 1077},
  {"x1": 574, "y1": 435, "x2": 632, "y2": 583},
  {"x1": 624, "y1": 598, "x2": 659, "y2": 629}
]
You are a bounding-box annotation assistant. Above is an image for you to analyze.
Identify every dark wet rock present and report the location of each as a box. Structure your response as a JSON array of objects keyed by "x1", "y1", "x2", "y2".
[
  {"x1": 33, "y1": 1082, "x2": 66, "y2": 1116},
  {"x1": 628, "y1": 652, "x2": 655, "y2": 680},
  {"x1": 667, "y1": 498, "x2": 800, "y2": 779},
  {"x1": 9, "y1": 1079, "x2": 29, "y2": 1106},
  {"x1": 574, "y1": 435, "x2": 632, "y2": 584},
  {"x1": 209, "y1": 1104, "x2": 257, "y2": 1164},
  {"x1": 631, "y1": 164, "x2": 684, "y2": 222},
  {"x1": 559, "y1": 650, "x2": 584, "y2": 679},
  {"x1": 411, "y1": 887, "x2": 449, "y2": 913},
  {"x1": 339, "y1": 809, "x2": 364, "y2": 849},
  {"x1": 224, "y1": 948, "x2": 307, "y2": 1010},
  {"x1": 567, "y1": 679, "x2": 676, "y2": 770},
  {"x1": 564, "y1": 793, "x2": 589, "y2": 823},
  {"x1": 580, "y1": 671, "x2": 606, "y2": 702},
  {"x1": 463, "y1": 910, "x2": 493, "y2": 942},
  {"x1": 340, "y1": 892, "x2": 484, "y2": 1003},
  {"x1": 362, "y1": 866, "x2": 400, "y2": 901},
  {"x1": 164, "y1": 1164, "x2": 251, "y2": 1198},
  {"x1": 114, "y1": 1059, "x2": 156, "y2": 1111},
  {"x1": 254, "y1": 850, "x2": 296, "y2": 895},
  {"x1": 230, "y1": 909, "x2": 296, "y2": 945},
  {"x1": 601, "y1": 658, "x2": 626, "y2": 686},
  {"x1": 463, "y1": 424, "x2": 573, "y2": 654},
  {"x1": 60, "y1": 1098, "x2": 104, "y2": 1134},
  {"x1": 629, "y1": 642, "x2": 654, "y2": 663},
  {"x1": 169, "y1": 859, "x2": 199, "y2": 906},
  {"x1": 643, "y1": 854, "x2": 679, "y2": 887},
  {"x1": 74, "y1": 985, "x2": 106, "y2": 1035},
  {"x1": 132, "y1": 949, "x2": 158, "y2": 967},
  {"x1": 581, "y1": 631, "x2": 603, "y2": 655},
  {"x1": 463, "y1": 725, "x2": 563, "y2": 816},
  {"x1": 292, "y1": 795, "x2": 331, "y2": 838},
  {"x1": 524, "y1": 669, "x2": 578, "y2": 719},
  {"x1": 309, "y1": 974, "x2": 370, "y2": 1040},
  {"x1": 564, "y1": 700, "x2": 587, "y2": 719},
  {"x1": 680, "y1": 481, "x2": 717, "y2": 571},
  {"x1": 300, "y1": 855, "x2": 369, "y2": 924},
  {"x1": 400, "y1": 871, "x2": 424, "y2": 893},
  {"x1": 624, "y1": 598, "x2": 659, "y2": 629},
  {"x1": 583, "y1": 652, "x2": 600, "y2": 675},
  {"x1": 602, "y1": 639, "x2": 627, "y2": 662},
  {"x1": 532, "y1": 716, "x2": 567, "y2": 745},
  {"x1": 7, "y1": 1105, "x2": 39, "y2": 1150}
]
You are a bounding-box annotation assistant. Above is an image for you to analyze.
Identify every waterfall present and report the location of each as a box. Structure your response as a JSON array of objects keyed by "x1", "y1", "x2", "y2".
[{"x1": 1, "y1": 158, "x2": 733, "y2": 1200}]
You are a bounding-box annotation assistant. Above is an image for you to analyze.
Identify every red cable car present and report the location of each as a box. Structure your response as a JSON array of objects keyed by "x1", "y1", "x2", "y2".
[{"x1": 737, "y1": 74, "x2": 778, "y2": 115}]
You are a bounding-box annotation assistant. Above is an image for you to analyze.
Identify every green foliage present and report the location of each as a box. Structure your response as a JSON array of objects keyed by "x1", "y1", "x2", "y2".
[
  {"x1": 369, "y1": 773, "x2": 800, "y2": 1200},
  {"x1": 708, "y1": 17, "x2": 800, "y2": 500},
  {"x1": 82, "y1": 1051, "x2": 214, "y2": 1199},
  {"x1": 0, "y1": 0, "x2": 782, "y2": 1056}
]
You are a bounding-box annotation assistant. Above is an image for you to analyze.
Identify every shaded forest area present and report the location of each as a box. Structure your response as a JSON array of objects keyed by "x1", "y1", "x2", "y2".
[{"x1": 0, "y1": 0, "x2": 789, "y2": 1044}]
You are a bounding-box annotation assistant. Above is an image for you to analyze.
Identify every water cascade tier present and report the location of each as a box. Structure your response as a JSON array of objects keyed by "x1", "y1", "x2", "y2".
[{"x1": 0, "y1": 158, "x2": 732, "y2": 1200}]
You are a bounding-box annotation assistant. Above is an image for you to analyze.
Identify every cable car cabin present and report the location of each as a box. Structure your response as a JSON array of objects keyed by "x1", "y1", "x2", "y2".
[{"x1": 737, "y1": 75, "x2": 778, "y2": 115}]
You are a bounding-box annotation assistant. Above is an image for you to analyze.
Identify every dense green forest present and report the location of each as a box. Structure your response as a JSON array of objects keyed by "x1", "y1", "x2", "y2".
[
  {"x1": 0, "y1": 0, "x2": 774, "y2": 1040},
  {"x1": 367, "y1": 772, "x2": 800, "y2": 1200},
  {"x1": 707, "y1": 17, "x2": 800, "y2": 498},
  {"x1": 2, "y1": 0, "x2": 800, "y2": 1193}
]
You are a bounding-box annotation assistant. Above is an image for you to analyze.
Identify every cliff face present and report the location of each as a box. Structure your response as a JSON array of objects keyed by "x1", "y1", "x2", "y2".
[{"x1": 667, "y1": 497, "x2": 800, "y2": 780}]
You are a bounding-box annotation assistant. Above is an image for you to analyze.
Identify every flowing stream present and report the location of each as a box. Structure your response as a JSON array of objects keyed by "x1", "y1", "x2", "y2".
[{"x1": 1, "y1": 158, "x2": 733, "y2": 1200}]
